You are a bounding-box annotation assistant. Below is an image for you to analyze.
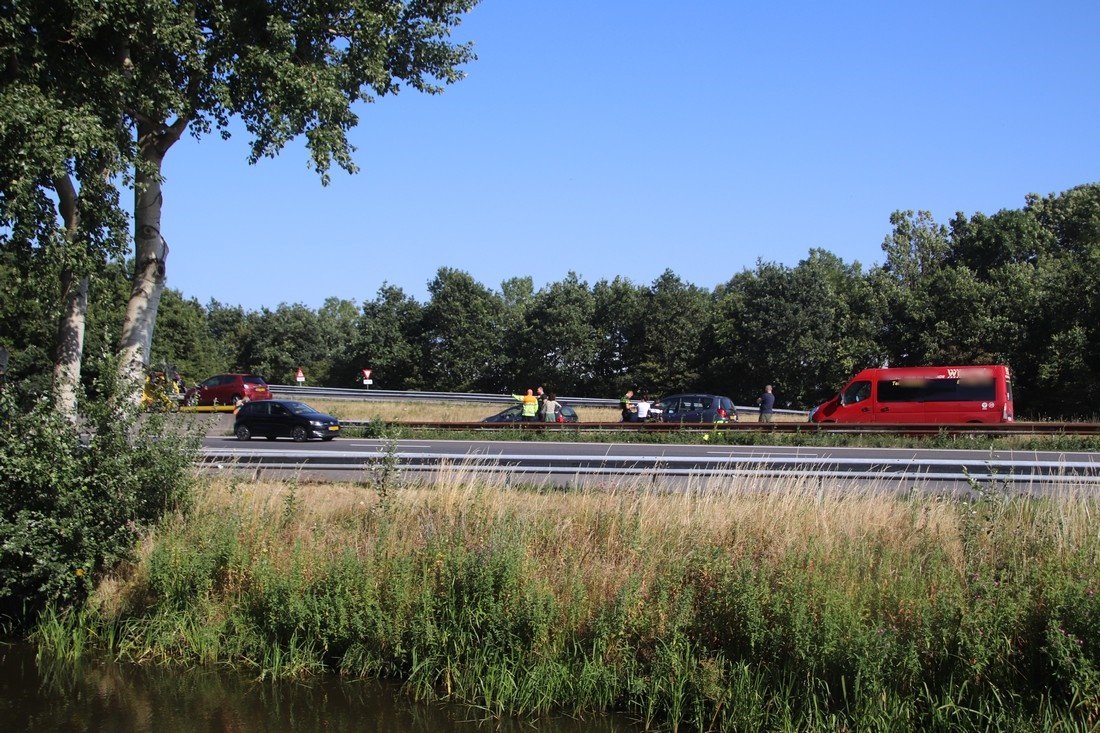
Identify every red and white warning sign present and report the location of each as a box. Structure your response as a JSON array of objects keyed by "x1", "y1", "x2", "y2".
[
  {"x1": 361, "y1": 368, "x2": 373, "y2": 386},
  {"x1": 295, "y1": 367, "x2": 305, "y2": 383}
]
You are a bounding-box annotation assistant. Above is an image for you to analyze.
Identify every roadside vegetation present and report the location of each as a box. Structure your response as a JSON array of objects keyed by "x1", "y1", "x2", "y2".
[
  {"x1": 0, "y1": 368, "x2": 198, "y2": 632},
  {"x1": 37, "y1": 468, "x2": 1100, "y2": 731}
]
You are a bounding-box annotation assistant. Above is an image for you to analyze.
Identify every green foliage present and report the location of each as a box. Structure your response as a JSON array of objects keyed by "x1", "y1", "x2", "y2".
[
  {"x1": 47, "y1": 484, "x2": 1100, "y2": 730},
  {"x1": 0, "y1": 369, "x2": 197, "y2": 631},
  {"x1": 420, "y1": 268, "x2": 506, "y2": 392},
  {"x1": 340, "y1": 284, "x2": 425, "y2": 390}
]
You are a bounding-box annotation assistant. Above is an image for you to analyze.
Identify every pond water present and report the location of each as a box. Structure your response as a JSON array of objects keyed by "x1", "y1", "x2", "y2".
[{"x1": 0, "y1": 643, "x2": 636, "y2": 732}]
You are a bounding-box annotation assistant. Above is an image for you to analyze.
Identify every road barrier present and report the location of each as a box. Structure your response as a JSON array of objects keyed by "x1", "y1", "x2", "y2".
[
  {"x1": 335, "y1": 420, "x2": 1100, "y2": 436},
  {"x1": 200, "y1": 445, "x2": 1100, "y2": 486}
]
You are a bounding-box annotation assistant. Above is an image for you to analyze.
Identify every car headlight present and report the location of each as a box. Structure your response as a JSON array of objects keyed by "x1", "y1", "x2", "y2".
[{"x1": 310, "y1": 420, "x2": 324, "y2": 426}]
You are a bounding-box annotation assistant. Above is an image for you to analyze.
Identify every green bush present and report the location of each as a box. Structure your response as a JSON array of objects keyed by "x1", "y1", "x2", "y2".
[{"x1": 0, "y1": 370, "x2": 197, "y2": 631}]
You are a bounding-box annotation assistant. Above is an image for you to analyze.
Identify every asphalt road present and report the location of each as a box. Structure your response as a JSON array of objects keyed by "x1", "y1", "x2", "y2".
[{"x1": 201, "y1": 436, "x2": 1100, "y2": 492}]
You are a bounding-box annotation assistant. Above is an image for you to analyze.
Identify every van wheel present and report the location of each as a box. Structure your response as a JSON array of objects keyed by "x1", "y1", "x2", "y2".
[
  {"x1": 235, "y1": 425, "x2": 251, "y2": 441},
  {"x1": 291, "y1": 426, "x2": 308, "y2": 442}
]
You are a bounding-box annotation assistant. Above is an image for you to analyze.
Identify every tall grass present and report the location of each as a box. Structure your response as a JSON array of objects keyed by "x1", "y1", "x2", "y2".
[{"x1": 46, "y1": 469, "x2": 1100, "y2": 731}]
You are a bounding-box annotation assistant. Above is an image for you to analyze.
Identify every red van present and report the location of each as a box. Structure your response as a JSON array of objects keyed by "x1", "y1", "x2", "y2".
[{"x1": 809, "y1": 365, "x2": 1014, "y2": 424}]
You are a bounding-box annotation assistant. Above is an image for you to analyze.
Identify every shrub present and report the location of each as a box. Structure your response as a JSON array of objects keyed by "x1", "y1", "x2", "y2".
[{"x1": 0, "y1": 368, "x2": 197, "y2": 631}]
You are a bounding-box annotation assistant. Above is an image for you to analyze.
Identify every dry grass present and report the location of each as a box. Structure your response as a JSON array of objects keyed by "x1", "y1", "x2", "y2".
[
  {"x1": 302, "y1": 399, "x2": 620, "y2": 423},
  {"x1": 181, "y1": 464, "x2": 1100, "y2": 612},
  {"x1": 187, "y1": 470, "x2": 978, "y2": 608}
]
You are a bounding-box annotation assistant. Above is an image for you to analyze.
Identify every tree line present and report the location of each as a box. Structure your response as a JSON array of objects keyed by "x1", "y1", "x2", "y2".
[
  {"x1": 5, "y1": 184, "x2": 1098, "y2": 418},
  {"x1": 0, "y1": 0, "x2": 478, "y2": 417}
]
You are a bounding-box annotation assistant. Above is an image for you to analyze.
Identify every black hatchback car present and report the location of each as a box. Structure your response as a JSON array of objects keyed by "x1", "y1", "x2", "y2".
[
  {"x1": 654, "y1": 393, "x2": 736, "y2": 423},
  {"x1": 233, "y1": 399, "x2": 341, "y2": 441},
  {"x1": 482, "y1": 404, "x2": 580, "y2": 423}
]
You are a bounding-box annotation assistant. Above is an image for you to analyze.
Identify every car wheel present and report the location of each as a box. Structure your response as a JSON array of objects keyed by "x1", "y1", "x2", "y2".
[
  {"x1": 291, "y1": 426, "x2": 308, "y2": 442},
  {"x1": 235, "y1": 424, "x2": 251, "y2": 441}
]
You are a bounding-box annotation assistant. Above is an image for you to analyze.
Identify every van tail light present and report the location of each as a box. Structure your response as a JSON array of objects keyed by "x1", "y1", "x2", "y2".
[
  {"x1": 717, "y1": 407, "x2": 728, "y2": 419},
  {"x1": 1003, "y1": 403, "x2": 1013, "y2": 422}
]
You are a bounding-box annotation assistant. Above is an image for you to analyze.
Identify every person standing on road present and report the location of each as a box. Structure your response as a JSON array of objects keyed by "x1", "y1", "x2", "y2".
[
  {"x1": 757, "y1": 385, "x2": 775, "y2": 423},
  {"x1": 512, "y1": 388, "x2": 539, "y2": 422},
  {"x1": 620, "y1": 390, "x2": 637, "y2": 422},
  {"x1": 541, "y1": 393, "x2": 563, "y2": 422}
]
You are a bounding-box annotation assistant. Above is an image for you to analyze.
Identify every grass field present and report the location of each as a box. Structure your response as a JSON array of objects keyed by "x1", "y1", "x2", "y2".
[{"x1": 46, "y1": 468, "x2": 1100, "y2": 731}]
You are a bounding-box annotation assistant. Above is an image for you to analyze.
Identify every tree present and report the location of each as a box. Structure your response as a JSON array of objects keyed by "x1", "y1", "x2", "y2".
[
  {"x1": 342, "y1": 284, "x2": 425, "y2": 390},
  {"x1": 0, "y1": 10, "x2": 131, "y2": 415},
  {"x1": 513, "y1": 273, "x2": 597, "y2": 395},
  {"x1": 590, "y1": 277, "x2": 645, "y2": 395},
  {"x1": 420, "y1": 268, "x2": 504, "y2": 392},
  {"x1": 148, "y1": 290, "x2": 227, "y2": 380},
  {"x1": 238, "y1": 302, "x2": 351, "y2": 385},
  {"x1": 635, "y1": 270, "x2": 710, "y2": 395},
  {"x1": 2, "y1": 0, "x2": 479, "y2": 409}
]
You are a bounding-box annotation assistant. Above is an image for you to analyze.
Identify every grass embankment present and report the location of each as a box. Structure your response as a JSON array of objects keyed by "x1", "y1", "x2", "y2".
[{"x1": 40, "y1": 470, "x2": 1100, "y2": 731}]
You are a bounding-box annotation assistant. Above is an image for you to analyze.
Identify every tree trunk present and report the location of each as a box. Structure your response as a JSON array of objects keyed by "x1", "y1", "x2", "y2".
[
  {"x1": 53, "y1": 273, "x2": 89, "y2": 418},
  {"x1": 117, "y1": 124, "x2": 169, "y2": 398},
  {"x1": 51, "y1": 175, "x2": 85, "y2": 419}
]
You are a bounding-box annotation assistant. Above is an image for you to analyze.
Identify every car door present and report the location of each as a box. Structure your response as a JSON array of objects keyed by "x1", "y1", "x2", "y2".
[
  {"x1": 244, "y1": 401, "x2": 271, "y2": 437},
  {"x1": 268, "y1": 402, "x2": 294, "y2": 437},
  {"x1": 197, "y1": 376, "x2": 221, "y2": 405},
  {"x1": 658, "y1": 396, "x2": 682, "y2": 422},
  {"x1": 827, "y1": 379, "x2": 873, "y2": 422},
  {"x1": 679, "y1": 395, "x2": 706, "y2": 423}
]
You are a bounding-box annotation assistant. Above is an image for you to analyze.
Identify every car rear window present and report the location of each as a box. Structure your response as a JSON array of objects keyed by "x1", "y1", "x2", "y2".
[{"x1": 243, "y1": 375, "x2": 266, "y2": 385}]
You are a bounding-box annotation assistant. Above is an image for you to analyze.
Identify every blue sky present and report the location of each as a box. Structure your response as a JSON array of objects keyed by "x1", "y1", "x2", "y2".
[{"x1": 162, "y1": 1, "x2": 1100, "y2": 311}]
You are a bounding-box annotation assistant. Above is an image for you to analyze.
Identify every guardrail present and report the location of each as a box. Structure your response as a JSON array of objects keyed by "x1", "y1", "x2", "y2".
[
  {"x1": 334, "y1": 420, "x2": 1100, "y2": 436},
  {"x1": 200, "y1": 446, "x2": 1100, "y2": 485},
  {"x1": 268, "y1": 385, "x2": 809, "y2": 417}
]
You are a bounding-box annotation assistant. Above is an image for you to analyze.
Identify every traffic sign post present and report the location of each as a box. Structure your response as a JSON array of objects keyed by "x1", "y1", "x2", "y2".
[
  {"x1": 295, "y1": 367, "x2": 305, "y2": 385},
  {"x1": 361, "y1": 368, "x2": 373, "y2": 388}
]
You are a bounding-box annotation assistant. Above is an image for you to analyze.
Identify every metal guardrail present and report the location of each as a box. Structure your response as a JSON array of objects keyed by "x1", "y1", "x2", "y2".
[
  {"x1": 268, "y1": 385, "x2": 809, "y2": 417},
  {"x1": 200, "y1": 446, "x2": 1100, "y2": 485},
  {"x1": 333, "y1": 420, "x2": 1100, "y2": 436}
]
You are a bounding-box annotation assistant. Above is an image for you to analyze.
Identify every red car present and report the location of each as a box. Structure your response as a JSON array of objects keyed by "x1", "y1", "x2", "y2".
[{"x1": 185, "y1": 373, "x2": 272, "y2": 406}]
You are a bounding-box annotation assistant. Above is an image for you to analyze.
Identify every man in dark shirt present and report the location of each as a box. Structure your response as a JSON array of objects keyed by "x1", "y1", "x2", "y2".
[
  {"x1": 620, "y1": 390, "x2": 636, "y2": 422},
  {"x1": 758, "y1": 385, "x2": 775, "y2": 423}
]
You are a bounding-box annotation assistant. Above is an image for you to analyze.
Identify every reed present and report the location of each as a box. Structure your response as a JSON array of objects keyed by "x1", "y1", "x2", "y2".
[{"x1": 53, "y1": 469, "x2": 1100, "y2": 731}]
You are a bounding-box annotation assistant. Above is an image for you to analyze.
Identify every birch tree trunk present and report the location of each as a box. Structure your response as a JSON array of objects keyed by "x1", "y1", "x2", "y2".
[
  {"x1": 117, "y1": 120, "x2": 182, "y2": 399},
  {"x1": 51, "y1": 175, "x2": 86, "y2": 419}
]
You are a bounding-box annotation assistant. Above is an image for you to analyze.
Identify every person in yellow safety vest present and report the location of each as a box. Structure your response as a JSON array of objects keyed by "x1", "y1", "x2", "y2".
[{"x1": 511, "y1": 388, "x2": 539, "y2": 422}]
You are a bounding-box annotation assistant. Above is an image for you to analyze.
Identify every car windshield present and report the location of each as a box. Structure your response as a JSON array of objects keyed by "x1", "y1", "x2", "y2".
[{"x1": 279, "y1": 401, "x2": 318, "y2": 415}]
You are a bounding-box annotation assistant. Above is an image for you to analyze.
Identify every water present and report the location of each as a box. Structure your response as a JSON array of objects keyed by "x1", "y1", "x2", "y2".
[{"x1": 0, "y1": 643, "x2": 636, "y2": 732}]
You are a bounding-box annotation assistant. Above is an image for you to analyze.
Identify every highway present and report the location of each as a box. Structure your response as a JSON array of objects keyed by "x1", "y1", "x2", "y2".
[{"x1": 201, "y1": 436, "x2": 1100, "y2": 492}]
